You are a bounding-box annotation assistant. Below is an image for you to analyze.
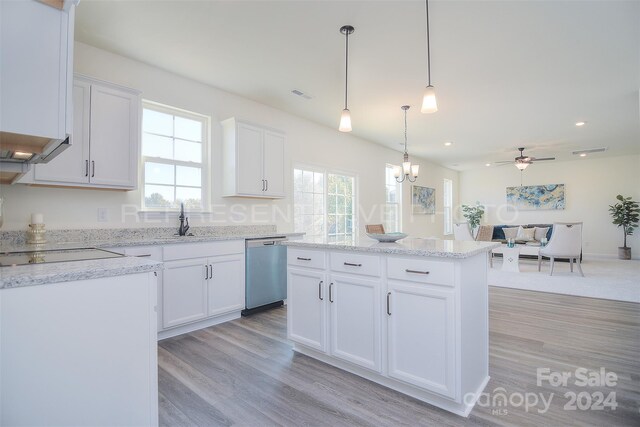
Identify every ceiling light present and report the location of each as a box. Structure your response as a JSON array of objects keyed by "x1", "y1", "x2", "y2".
[
  {"x1": 515, "y1": 161, "x2": 530, "y2": 171},
  {"x1": 575, "y1": 121, "x2": 586, "y2": 126},
  {"x1": 12, "y1": 151, "x2": 34, "y2": 160},
  {"x1": 444, "y1": 141, "x2": 452, "y2": 146},
  {"x1": 338, "y1": 25, "x2": 355, "y2": 132},
  {"x1": 421, "y1": 0, "x2": 438, "y2": 114},
  {"x1": 393, "y1": 106, "x2": 419, "y2": 183},
  {"x1": 580, "y1": 153, "x2": 587, "y2": 157},
  {"x1": 485, "y1": 163, "x2": 491, "y2": 167}
]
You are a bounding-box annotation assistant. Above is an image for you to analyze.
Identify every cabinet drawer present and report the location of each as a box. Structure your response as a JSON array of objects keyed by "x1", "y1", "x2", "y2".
[
  {"x1": 330, "y1": 252, "x2": 381, "y2": 277},
  {"x1": 387, "y1": 257, "x2": 454, "y2": 286},
  {"x1": 163, "y1": 240, "x2": 244, "y2": 261},
  {"x1": 287, "y1": 248, "x2": 325, "y2": 269}
]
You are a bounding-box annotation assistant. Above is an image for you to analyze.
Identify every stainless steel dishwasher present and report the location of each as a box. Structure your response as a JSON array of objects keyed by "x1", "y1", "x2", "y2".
[{"x1": 242, "y1": 236, "x2": 288, "y2": 315}]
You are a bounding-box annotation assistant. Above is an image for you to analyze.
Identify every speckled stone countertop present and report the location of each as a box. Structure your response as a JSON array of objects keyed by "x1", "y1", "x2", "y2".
[
  {"x1": 284, "y1": 237, "x2": 500, "y2": 259},
  {"x1": 0, "y1": 257, "x2": 163, "y2": 290}
]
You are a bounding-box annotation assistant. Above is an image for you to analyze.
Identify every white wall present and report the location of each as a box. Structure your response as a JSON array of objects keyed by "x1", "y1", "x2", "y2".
[
  {"x1": 0, "y1": 42, "x2": 458, "y2": 238},
  {"x1": 459, "y1": 155, "x2": 640, "y2": 258}
]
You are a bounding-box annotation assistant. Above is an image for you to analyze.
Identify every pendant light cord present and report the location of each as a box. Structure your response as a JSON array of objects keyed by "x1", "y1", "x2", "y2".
[
  {"x1": 425, "y1": 0, "x2": 432, "y2": 86},
  {"x1": 344, "y1": 30, "x2": 349, "y2": 109}
]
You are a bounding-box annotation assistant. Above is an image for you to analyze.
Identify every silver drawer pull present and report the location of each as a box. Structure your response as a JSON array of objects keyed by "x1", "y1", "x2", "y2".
[
  {"x1": 135, "y1": 254, "x2": 152, "y2": 257},
  {"x1": 297, "y1": 257, "x2": 311, "y2": 261},
  {"x1": 344, "y1": 262, "x2": 362, "y2": 267},
  {"x1": 405, "y1": 269, "x2": 430, "y2": 275}
]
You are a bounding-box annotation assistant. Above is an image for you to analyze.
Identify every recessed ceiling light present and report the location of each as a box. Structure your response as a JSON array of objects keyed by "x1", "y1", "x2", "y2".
[
  {"x1": 579, "y1": 153, "x2": 587, "y2": 157},
  {"x1": 485, "y1": 163, "x2": 491, "y2": 167},
  {"x1": 575, "y1": 121, "x2": 586, "y2": 126},
  {"x1": 444, "y1": 141, "x2": 452, "y2": 146}
]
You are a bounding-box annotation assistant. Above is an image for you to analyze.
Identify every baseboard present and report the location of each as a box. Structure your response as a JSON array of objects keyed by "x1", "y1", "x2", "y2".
[{"x1": 158, "y1": 311, "x2": 240, "y2": 340}]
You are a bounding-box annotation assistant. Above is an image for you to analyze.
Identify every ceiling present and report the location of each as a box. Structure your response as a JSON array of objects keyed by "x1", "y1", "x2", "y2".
[{"x1": 75, "y1": 0, "x2": 640, "y2": 170}]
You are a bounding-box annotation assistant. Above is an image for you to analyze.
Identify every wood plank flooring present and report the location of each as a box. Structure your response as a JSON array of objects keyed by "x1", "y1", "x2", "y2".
[{"x1": 159, "y1": 288, "x2": 640, "y2": 426}]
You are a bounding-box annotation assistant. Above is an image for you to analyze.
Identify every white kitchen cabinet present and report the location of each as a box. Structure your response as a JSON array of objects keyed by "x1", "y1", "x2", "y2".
[
  {"x1": 0, "y1": 0, "x2": 76, "y2": 140},
  {"x1": 162, "y1": 257, "x2": 209, "y2": 328},
  {"x1": 329, "y1": 274, "x2": 381, "y2": 372},
  {"x1": 287, "y1": 267, "x2": 327, "y2": 352},
  {"x1": 387, "y1": 280, "x2": 456, "y2": 399},
  {"x1": 222, "y1": 118, "x2": 285, "y2": 198},
  {"x1": 31, "y1": 76, "x2": 140, "y2": 189},
  {"x1": 207, "y1": 254, "x2": 245, "y2": 317}
]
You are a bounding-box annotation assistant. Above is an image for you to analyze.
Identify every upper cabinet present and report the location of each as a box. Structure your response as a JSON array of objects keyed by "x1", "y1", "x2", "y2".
[
  {"x1": 221, "y1": 118, "x2": 285, "y2": 198},
  {"x1": 0, "y1": 0, "x2": 78, "y2": 139},
  {"x1": 29, "y1": 76, "x2": 141, "y2": 190}
]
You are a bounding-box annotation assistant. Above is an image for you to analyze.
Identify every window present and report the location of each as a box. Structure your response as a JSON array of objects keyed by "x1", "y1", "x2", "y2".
[
  {"x1": 384, "y1": 164, "x2": 402, "y2": 232},
  {"x1": 443, "y1": 178, "x2": 453, "y2": 235},
  {"x1": 141, "y1": 102, "x2": 208, "y2": 211},
  {"x1": 294, "y1": 167, "x2": 357, "y2": 243}
]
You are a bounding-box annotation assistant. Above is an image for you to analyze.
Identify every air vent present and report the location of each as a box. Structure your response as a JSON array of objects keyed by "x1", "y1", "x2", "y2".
[
  {"x1": 291, "y1": 89, "x2": 313, "y2": 100},
  {"x1": 572, "y1": 147, "x2": 608, "y2": 155}
]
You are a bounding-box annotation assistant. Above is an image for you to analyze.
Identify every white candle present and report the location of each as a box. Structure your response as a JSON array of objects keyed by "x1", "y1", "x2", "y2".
[{"x1": 31, "y1": 213, "x2": 44, "y2": 225}]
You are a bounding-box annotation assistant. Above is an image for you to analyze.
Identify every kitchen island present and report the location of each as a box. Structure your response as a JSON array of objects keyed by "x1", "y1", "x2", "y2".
[{"x1": 284, "y1": 237, "x2": 499, "y2": 417}]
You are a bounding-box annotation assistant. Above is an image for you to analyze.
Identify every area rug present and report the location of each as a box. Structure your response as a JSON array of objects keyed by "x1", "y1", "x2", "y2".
[{"x1": 488, "y1": 257, "x2": 640, "y2": 303}]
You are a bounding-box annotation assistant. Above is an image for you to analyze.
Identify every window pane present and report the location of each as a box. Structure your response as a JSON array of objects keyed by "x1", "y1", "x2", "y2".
[
  {"x1": 174, "y1": 139, "x2": 202, "y2": 163},
  {"x1": 313, "y1": 172, "x2": 324, "y2": 194},
  {"x1": 176, "y1": 187, "x2": 202, "y2": 209},
  {"x1": 145, "y1": 162, "x2": 174, "y2": 185},
  {"x1": 337, "y1": 216, "x2": 346, "y2": 233},
  {"x1": 143, "y1": 109, "x2": 173, "y2": 135},
  {"x1": 294, "y1": 169, "x2": 303, "y2": 192},
  {"x1": 337, "y1": 195, "x2": 345, "y2": 214},
  {"x1": 176, "y1": 165, "x2": 201, "y2": 187},
  {"x1": 328, "y1": 195, "x2": 337, "y2": 214},
  {"x1": 145, "y1": 185, "x2": 174, "y2": 207},
  {"x1": 328, "y1": 215, "x2": 336, "y2": 235},
  {"x1": 313, "y1": 194, "x2": 324, "y2": 215},
  {"x1": 302, "y1": 193, "x2": 313, "y2": 215},
  {"x1": 174, "y1": 116, "x2": 202, "y2": 142},
  {"x1": 142, "y1": 133, "x2": 173, "y2": 159},
  {"x1": 302, "y1": 171, "x2": 313, "y2": 193},
  {"x1": 328, "y1": 175, "x2": 337, "y2": 194}
]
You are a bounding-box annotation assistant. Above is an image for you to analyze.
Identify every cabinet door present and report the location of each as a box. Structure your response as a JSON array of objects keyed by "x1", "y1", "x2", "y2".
[
  {"x1": 262, "y1": 131, "x2": 285, "y2": 197},
  {"x1": 207, "y1": 254, "x2": 245, "y2": 317},
  {"x1": 387, "y1": 281, "x2": 456, "y2": 398},
  {"x1": 34, "y1": 80, "x2": 91, "y2": 184},
  {"x1": 236, "y1": 123, "x2": 264, "y2": 195},
  {"x1": 0, "y1": 0, "x2": 69, "y2": 139},
  {"x1": 329, "y1": 274, "x2": 381, "y2": 372},
  {"x1": 287, "y1": 267, "x2": 327, "y2": 352},
  {"x1": 162, "y1": 258, "x2": 208, "y2": 329},
  {"x1": 89, "y1": 84, "x2": 139, "y2": 188}
]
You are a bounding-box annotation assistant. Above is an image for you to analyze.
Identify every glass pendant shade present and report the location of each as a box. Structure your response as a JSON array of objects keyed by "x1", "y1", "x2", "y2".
[
  {"x1": 402, "y1": 161, "x2": 411, "y2": 175},
  {"x1": 393, "y1": 166, "x2": 402, "y2": 178},
  {"x1": 339, "y1": 109, "x2": 352, "y2": 132},
  {"x1": 421, "y1": 85, "x2": 438, "y2": 113},
  {"x1": 515, "y1": 161, "x2": 529, "y2": 171},
  {"x1": 411, "y1": 164, "x2": 420, "y2": 177}
]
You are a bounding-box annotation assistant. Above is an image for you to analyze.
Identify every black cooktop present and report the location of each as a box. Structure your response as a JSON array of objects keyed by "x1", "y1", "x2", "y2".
[{"x1": 0, "y1": 248, "x2": 124, "y2": 267}]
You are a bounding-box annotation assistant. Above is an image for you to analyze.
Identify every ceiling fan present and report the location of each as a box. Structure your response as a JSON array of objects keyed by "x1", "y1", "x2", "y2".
[{"x1": 494, "y1": 147, "x2": 555, "y2": 170}]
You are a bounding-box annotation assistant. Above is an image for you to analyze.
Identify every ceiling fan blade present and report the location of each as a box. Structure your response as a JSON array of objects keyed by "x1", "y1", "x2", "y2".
[
  {"x1": 530, "y1": 157, "x2": 555, "y2": 161},
  {"x1": 493, "y1": 161, "x2": 514, "y2": 164}
]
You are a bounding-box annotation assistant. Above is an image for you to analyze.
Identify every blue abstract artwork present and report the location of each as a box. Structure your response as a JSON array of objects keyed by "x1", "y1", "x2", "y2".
[
  {"x1": 412, "y1": 185, "x2": 436, "y2": 214},
  {"x1": 506, "y1": 184, "x2": 565, "y2": 210}
]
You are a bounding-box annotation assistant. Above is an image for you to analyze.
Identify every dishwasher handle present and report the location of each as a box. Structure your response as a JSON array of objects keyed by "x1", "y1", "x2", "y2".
[{"x1": 246, "y1": 237, "x2": 288, "y2": 248}]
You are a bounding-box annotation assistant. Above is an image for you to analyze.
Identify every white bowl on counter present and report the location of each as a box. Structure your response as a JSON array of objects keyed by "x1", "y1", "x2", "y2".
[{"x1": 365, "y1": 232, "x2": 408, "y2": 243}]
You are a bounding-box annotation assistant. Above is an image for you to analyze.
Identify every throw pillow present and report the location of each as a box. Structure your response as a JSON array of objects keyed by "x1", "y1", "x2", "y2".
[
  {"x1": 535, "y1": 226, "x2": 550, "y2": 241},
  {"x1": 516, "y1": 226, "x2": 535, "y2": 242},
  {"x1": 503, "y1": 227, "x2": 519, "y2": 239}
]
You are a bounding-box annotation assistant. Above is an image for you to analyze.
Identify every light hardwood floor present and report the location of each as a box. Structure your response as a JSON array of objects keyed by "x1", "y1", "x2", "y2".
[{"x1": 159, "y1": 287, "x2": 640, "y2": 426}]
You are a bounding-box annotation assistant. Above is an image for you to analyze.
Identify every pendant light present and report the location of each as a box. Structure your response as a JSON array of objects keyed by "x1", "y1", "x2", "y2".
[
  {"x1": 421, "y1": 0, "x2": 438, "y2": 113},
  {"x1": 339, "y1": 25, "x2": 355, "y2": 132},
  {"x1": 394, "y1": 106, "x2": 420, "y2": 183}
]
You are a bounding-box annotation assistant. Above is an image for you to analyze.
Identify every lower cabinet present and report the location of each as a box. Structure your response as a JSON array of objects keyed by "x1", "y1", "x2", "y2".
[
  {"x1": 208, "y1": 254, "x2": 245, "y2": 317},
  {"x1": 287, "y1": 267, "x2": 327, "y2": 351},
  {"x1": 387, "y1": 280, "x2": 456, "y2": 399},
  {"x1": 163, "y1": 258, "x2": 208, "y2": 328}
]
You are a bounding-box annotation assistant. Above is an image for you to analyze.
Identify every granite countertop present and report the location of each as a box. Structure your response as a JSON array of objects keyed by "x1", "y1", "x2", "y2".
[
  {"x1": 284, "y1": 237, "x2": 500, "y2": 259},
  {"x1": 0, "y1": 257, "x2": 163, "y2": 290}
]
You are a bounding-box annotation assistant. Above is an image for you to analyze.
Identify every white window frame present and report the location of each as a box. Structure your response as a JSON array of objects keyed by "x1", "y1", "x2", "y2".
[
  {"x1": 140, "y1": 100, "x2": 210, "y2": 212},
  {"x1": 293, "y1": 164, "x2": 358, "y2": 242},
  {"x1": 443, "y1": 178, "x2": 453, "y2": 235},
  {"x1": 384, "y1": 164, "x2": 402, "y2": 232}
]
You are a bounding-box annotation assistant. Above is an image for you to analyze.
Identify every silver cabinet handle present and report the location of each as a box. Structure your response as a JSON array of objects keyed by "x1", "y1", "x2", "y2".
[
  {"x1": 85, "y1": 160, "x2": 89, "y2": 177},
  {"x1": 318, "y1": 280, "x2": 323, "y2": 300},
  {"x1": 405, "y1": 269, "x2": 430, "y2": 275},
  {"x1": 135, "y1": 254, "x2": 152, "y2": 257},
  {"x1": 91, "y1": 160, "x2": 95, "y2": 178},
  {"x1": 387, "y1": 292, "x2": 391, "y2": 315},
  {"x1": 344, "y1": 262, "x2": 362, "y2": 267},
  {"x1": 209, "y1": 264, "x2": 213, "y2": 278},
  {"x1": 297, "y1": 257, "x2": 311, "y2": 261},
  {"x1": 329, "y1": 282, "x2": 334, "y2": 303},
  {"x1": 265, "y1": 179, "x2": 268, "y2": 192},
  {"x1": 261, "y1": 179, "x2": 265, "y2": 191},
  {"x1": 205, "y1": 264, "x2": 209, "y2": 280}
]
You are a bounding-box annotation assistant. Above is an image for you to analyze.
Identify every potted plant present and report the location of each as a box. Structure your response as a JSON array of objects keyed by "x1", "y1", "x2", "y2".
[
  {"x1": 609, "y1": 195, "x2": 639, "y2": 260},
  {"x1": 461, "y1": 203, "x2": 485, "y2": 237}
]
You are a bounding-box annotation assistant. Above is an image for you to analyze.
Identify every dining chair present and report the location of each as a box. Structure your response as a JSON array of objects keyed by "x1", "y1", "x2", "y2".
[
  {"x1": 365, "y1": 224, "x2": 385, "y2": 234},
  {"x1": 538, "y1": 222, "x2": 584, "y2": 276},
  {"x1": 453, "y1": 223, "x2": 475, "y2": 241}
]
